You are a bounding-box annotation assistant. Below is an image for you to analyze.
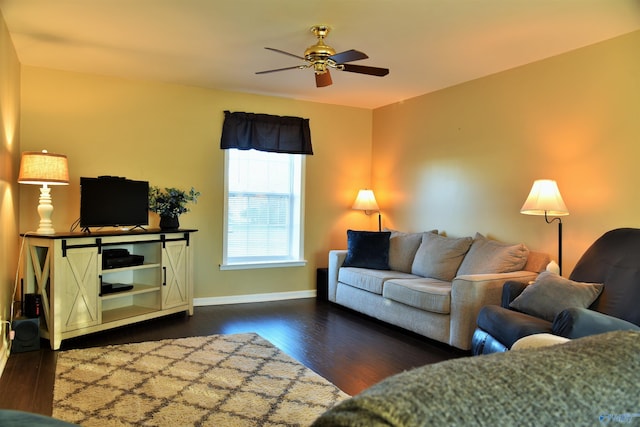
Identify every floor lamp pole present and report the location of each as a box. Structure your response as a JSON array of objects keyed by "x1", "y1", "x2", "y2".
[
  {"x1": 558, "y1": 219, "x2": 562, "y2": 276},
  {"x1": 545, "y1": 212, "x2": 563, "y2": 276}
]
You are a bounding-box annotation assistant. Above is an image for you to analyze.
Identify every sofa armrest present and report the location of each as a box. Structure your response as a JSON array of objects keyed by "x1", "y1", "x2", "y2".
[
  {"x1": 328, "y1": 250, "x2": 348, "y2": 302},
  {"x1": 552, "y1": 307, "x2": 640, "y2": 339},
  {"x1": 449, "y1": 271, "x2": 538, "y2": 350}
]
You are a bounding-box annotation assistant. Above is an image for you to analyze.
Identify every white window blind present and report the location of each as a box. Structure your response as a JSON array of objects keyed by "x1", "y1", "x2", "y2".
[{"x1": 222, "y1": 149, "x2": 305, "y2": 268}]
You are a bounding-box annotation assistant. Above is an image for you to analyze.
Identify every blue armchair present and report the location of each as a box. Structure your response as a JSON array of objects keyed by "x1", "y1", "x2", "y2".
[{"x1": 472, "y1": 228, "x2": 640, "y2": 355}]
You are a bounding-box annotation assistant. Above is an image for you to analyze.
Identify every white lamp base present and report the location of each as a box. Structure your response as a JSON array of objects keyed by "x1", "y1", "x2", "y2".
[{"x1": 36, "y1": 185, "x2": 56, "y2": 234}]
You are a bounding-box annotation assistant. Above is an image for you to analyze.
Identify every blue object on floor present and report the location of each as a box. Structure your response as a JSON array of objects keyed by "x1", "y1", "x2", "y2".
[{"x1": 0, "y1": 410, "x2": 78, "y2": 426}]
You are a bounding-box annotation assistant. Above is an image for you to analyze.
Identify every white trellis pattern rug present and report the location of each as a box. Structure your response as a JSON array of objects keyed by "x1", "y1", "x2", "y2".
[{"x1": 53, "y1": 333, "x2": 349, "y2": 426}]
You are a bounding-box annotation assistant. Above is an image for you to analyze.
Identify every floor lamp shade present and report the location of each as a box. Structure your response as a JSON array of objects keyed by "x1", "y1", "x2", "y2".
[
  {"x1": 520, "y1": 179, "x2": 569, "y2": 274},
  {"x1": 520, "y1": 179, "x2": 568, "y2": 217},
  {"x1": 352, "y1": 189, "x2": 379, "y2": 212},
  {"x1": 18, "y1": 150, "x2": 69, "y2": 234},
  {"x1": 352, "y1": 189, "x2": 382, "y2": 231}
]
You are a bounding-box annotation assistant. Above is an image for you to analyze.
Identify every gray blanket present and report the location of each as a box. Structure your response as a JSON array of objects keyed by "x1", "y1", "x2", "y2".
[{"x1": 313, "y1": 331, "x2": 640, "y2": 426}]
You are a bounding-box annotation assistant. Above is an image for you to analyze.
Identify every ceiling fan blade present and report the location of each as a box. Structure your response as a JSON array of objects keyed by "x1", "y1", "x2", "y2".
[
  {"x1": 329, "y1": 49, "x2": 368, "y2": 64},
  {"x1": 264, "y1": 47, "x2": 305, "y2": 60},
  {"x1": 256, "y1": 65, "x2": 303, "y2": 75},
  {"x1": 341, "y1": 63, "x2": 390, "y2": 77},
  {"x1": 315, "y1": 70, "x2": 332, "y2": 87}
]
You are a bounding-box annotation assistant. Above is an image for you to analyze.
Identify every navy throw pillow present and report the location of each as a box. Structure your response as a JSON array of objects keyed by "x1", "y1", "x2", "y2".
[{"x1": 342, "y1": 230, "x2": 391, "y2": 270}]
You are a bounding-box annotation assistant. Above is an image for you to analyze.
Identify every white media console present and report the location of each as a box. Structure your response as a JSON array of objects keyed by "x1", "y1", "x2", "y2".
[{"x1": 22, "y1": 229, "x2": 197, "y2": 350}]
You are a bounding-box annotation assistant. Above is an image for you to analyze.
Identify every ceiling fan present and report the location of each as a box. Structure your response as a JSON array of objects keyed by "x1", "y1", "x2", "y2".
[{"x1": 256, "y1": 25, "x2": 390, "y2": 88}]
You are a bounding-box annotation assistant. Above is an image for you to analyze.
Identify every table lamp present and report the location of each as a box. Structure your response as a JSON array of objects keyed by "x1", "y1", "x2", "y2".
[
  {"x1": 18, "y1": 150, "x2": 69, "y2": 234},
  {"x1": 520, "y1": 179, "x2": 569, "y2": 275}
]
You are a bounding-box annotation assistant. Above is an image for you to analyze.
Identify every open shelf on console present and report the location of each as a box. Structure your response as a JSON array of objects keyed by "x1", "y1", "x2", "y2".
[
  {"x1": 101, "y1": 263, "x2": 161, "y2": 273},
  {"x1": 100, "y1": 283, "x2": 160, "y2": 300},
  {"x1": 102, "y1": 305, "x2": 159, "y2": 323}
]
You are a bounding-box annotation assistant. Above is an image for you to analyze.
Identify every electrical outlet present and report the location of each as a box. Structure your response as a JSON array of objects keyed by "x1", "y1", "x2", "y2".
[{"x1": 1, "y1": 319, "x2": 12, "y2": 342}]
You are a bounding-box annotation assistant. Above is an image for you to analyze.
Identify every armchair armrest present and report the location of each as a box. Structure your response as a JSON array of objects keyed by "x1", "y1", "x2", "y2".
[
  {"x1": 501, "y1": 280, "x2": 529, "y2": 308},
  {"x1": 328, "y1": 250, "x2": 348, "y2": 302},
  {"x1": 449, "y1": 270, "x2": 538, "y2": 350},
  {"x1": 476, "y1": 305, "x2": 553, "y2": 349},
  {"x1": 552, "y1": 307, "x2": 640, "y2": 339}
]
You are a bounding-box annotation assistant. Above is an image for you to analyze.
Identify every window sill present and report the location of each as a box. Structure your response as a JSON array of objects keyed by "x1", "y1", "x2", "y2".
[{"x1": 220, "y1": 260, "x2": 307, "y2": 271}]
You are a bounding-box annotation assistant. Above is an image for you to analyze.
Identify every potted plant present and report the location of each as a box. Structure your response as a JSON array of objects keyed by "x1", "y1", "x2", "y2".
[{"x1": 149, "y1": 186, "x2": 200, "y2": 230}]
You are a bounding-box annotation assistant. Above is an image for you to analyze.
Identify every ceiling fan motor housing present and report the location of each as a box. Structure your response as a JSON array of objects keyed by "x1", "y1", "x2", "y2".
[
  {"x1": 305, "y1": 25, "x2": 335, "y2": 73},
  {"x1": 304, "y1": 42, "x2": 336, "y2": 60}
]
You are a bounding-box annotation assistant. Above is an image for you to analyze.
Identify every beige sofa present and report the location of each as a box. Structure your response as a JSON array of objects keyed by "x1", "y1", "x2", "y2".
[{"x1": 328, "y1": 230, "x2": 549, "y2": 350}]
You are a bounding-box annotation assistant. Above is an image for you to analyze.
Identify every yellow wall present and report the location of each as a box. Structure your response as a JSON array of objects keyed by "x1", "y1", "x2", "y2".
[
  {"x1": 19, "y1": 66, "x2": 373, "y2": 299},
  {"x1": 0, "y1": 10, "x2": 21, "y2": 368},
  {"x1": 11, "y1": 24, "x2": 640, "y2": 306},
  {"x1": 373, "y1": 30, "x2": 640, "y2": 275}
]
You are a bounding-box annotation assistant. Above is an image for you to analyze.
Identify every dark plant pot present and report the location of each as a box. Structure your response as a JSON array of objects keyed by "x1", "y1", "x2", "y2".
[{"x1": 159, "y1": 215, "x2": 180, "y2": 230}]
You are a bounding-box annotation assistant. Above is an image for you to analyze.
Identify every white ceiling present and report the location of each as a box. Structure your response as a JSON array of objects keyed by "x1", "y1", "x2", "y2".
[{"x1": 1, "y1": 0, "x2": 639, "y2": 109}]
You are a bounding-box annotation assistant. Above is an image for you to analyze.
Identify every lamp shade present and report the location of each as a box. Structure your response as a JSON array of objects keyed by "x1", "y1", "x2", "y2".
[
  {"x1": 520, "y1": 179, "x2": 568, "y2": 216},
  {"x1": 352, "y1": 189, "x2": 379, "y2": 212},
  {"x1": 18, "y1": 150, "x2": 69, "y2": 185}
]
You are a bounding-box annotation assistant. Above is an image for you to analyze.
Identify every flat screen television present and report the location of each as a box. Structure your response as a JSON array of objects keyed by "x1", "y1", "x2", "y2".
[{"x1": 80, "y1": 176, "x2": 149, "y2": 230}]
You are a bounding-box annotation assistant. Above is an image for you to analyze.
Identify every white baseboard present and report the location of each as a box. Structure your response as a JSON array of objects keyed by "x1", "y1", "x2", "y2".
[{"x1": 194, "y1": 290, "x2": 316, "y2": 306}]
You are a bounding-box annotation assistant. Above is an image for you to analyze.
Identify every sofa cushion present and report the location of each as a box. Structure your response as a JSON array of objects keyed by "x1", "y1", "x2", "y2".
[
  {"x1": 509, "y1": 271, "x2": 604, "y2": 322},
  {"x1": 456, "y1": 233, "x2": 529, "y2": 276},
  {"x1": 338, "y1": 267, "x2": 418, "y2": 295},
  {"x1": 383, "y1": 278, "x2": 452, "y2": 314},
  {"x1": 411, "y1": 233, "x2": 473, "y2": 281},
  {"x1": 522, "y1": 251, "x2": 552, "y2": 274},
  {"x1": 387, "y1": 230, "x2": 436, "y2": 273},
  {"x1": 342, "y1": 230, "x2": 391, "y2": 270}
]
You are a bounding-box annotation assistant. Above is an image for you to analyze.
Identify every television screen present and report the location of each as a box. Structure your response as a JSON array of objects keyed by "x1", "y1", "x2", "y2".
[{"x1": 80, "y1": 176, "x2": 149, "y2": 229}]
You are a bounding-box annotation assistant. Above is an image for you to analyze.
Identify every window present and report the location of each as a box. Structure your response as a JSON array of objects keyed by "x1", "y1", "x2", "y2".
[{"x1": 222, "y1": 149, "x2": 306, "y2": 269}]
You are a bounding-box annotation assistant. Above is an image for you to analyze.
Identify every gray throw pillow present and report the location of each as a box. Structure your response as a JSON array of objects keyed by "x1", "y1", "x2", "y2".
[
  {"x1": 456, "y1": 233, "x2": 529, "y2": 276},
  {"x1": 509, "y1": 271, "x2": 604, "y2": 322},
  {"x1": 411, "y1": 233, "x2": 473, "y2": 281},
  {"x1": 386, "y1": 229, "x2": 437, "y2": 273}
]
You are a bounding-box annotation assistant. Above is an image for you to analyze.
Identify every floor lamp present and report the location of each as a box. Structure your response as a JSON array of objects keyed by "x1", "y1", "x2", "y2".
[
  {"x1": 18, "y1": 150, "x2": 70, "y2": 234},
  {"x1": 352, "y1": 189, "x2": 381, "y2": 231},
  {"x1": 520, "y1": 179, "x2": 569, "y2": 275}
]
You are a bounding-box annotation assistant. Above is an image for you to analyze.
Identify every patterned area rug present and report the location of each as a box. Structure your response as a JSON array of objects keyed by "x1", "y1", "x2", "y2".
[{"x1": 53, "y1": 333, "x2": 350, "y2": 426}]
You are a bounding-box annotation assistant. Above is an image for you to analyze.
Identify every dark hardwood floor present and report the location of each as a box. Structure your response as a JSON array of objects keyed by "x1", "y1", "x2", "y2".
[{"x1": 0, "y1": 298, "x2": 467, "y2": 416}]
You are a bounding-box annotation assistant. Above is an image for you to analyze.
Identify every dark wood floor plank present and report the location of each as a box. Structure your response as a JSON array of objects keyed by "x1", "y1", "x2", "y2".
[
  {"x1": 0, "y1": 298, "x2": 465, "y2": 416},
  {"x1": 0, "y1": 349, "x2": 46, "y2": 413}
]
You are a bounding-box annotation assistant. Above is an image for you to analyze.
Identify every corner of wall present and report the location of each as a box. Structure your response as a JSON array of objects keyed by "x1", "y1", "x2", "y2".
[{"x1": 0, "y1": 9, "x2": 22, "y2": 378}]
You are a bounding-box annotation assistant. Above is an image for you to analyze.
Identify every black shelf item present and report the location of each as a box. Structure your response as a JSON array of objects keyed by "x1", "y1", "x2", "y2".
[
  {"x1": 316, "y1": 268, "x2": 328, "y2": 301},
  {"x1": 101, "y1": 282, "x2": 134, "y2": 295}
]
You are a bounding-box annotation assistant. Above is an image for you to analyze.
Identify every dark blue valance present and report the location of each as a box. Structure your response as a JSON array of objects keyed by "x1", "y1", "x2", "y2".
[{"x1": 220, "y1": 111, "x2": 313, "y2": 155}]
